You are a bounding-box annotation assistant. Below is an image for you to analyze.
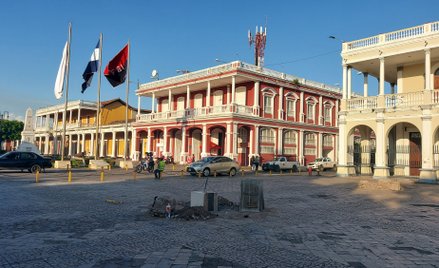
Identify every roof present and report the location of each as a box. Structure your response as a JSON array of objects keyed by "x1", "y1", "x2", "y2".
[{"x1": 100, "y1": 98, "x2": 151, "y2": 113}]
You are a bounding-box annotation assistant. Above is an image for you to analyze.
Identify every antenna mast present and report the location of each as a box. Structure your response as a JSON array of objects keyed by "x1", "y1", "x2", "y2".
[{"x1": 248, "y1": 25, "x2": 267, "y2": 67}]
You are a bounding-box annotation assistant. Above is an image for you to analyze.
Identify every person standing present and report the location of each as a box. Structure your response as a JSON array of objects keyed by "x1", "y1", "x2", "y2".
[
  {"x1": 254, "y1": 156, "x2": 260, "y2": 171},
  {"x1": 154, "y1": 157, "x2": 166, "y2": 179},
  {"x1": 250, "y1": 155, "x2": 255, "y2": 171}
]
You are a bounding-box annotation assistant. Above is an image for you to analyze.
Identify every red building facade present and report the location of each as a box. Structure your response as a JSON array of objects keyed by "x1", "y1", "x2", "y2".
[{"x1": 134, "y1": 61, "x2": 341, "y2": 166}]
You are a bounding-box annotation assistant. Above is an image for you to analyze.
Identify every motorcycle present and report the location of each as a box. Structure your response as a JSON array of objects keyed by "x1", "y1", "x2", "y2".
[{"x1": 136, "y1": 159, "x2": 154, "y2": 173}]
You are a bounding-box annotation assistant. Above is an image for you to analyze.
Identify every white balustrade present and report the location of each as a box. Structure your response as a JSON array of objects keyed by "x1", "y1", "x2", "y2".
[
  {"x1": 385, "y1": 25, "x2": 424, "y2": 42},
  {"x1": 346, "y1": 96, "x2": 378, "y2": 111},
  {"x1": 385, "y1": 91, "x2": 423, "y2": 109}
]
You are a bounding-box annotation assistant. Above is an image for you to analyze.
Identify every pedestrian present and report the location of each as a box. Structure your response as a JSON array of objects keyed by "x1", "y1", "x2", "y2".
[
  {"x1": 191, "y1": 154, "x2": 195, "y2": 163},
  {"x1": 254, "y1": 156, "x2": 260, "y2": 171},
  {"x1": 250, "y1": 155, "x2": 255, "y2": 171},
  {"x1": 165, "y1": 203, "x2": 172, "y2": 219},
  {"x1": 154, "y1": 157, "x2": 166, "y2": 179}
]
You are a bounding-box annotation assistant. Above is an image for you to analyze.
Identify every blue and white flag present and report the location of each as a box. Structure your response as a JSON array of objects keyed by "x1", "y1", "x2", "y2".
[
  {"x1": 54, "y1": 42, "x2": 68, "y2": 99},
  {"x1": 81, "y1": 40, "x2": 100, "y2": 93}
]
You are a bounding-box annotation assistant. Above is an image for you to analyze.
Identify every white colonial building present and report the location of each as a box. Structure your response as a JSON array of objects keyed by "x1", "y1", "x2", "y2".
[{"x1": 337, "y1": 21, "x2": 439, "y2": 182}]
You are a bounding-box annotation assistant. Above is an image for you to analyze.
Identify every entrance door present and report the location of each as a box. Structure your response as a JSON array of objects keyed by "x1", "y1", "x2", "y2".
[
  {"x1": 434, "y1": 68, "x2": 439, "y2": 89},
  {"x1": 409, "y1": 132, "x2": 421, "y2": 176}
]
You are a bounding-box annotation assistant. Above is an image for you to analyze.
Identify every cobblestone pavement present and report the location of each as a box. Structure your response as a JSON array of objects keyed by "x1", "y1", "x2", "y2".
[{"x1": 1, "y1": 168, "x2": 439, "y2": 267}]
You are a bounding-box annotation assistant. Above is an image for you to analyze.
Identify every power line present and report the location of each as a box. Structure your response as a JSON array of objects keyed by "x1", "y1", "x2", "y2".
[{"x1": 264, "y1": 49, "x2": 339, "y2": 67}]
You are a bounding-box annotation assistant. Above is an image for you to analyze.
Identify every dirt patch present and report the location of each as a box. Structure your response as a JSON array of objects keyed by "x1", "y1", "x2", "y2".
[{"x1": 358, "y1": 179, "x2": 402, "y2": 191}]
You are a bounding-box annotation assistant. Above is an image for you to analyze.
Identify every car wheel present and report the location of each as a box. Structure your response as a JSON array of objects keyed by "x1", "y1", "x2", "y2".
[
  {"x1": 30, "y1": 164, "x2": 41, "y2": 173},
  {"x1": 292, "y1": 165, "x2": 298, "y2": 172},
  {"x1": 135, "y1": 165, "x2": 142, "y2": 173},
  {"x1": 229, "y1": 168, "x2": 237, "y2": 177},
  {"x1": 203, "y1": 168, "x2": 211, "y2": 177}
]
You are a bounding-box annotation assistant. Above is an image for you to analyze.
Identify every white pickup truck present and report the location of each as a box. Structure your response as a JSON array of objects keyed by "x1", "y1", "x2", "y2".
[
  {"x1": 261, "y1": 156, "x2": 300, "y2": 172},
  {"x1": 307, "y1": 157, "x2": 336, "y2": 171}
]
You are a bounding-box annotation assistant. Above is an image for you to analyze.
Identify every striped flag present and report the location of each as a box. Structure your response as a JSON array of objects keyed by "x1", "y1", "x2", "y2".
[
  {"x1": 81, "y1": 40, "x2": 100, "y2": 93},
  {"x1": 104, "y1": 44, "x2": 128, "y2": 87},
  {"x1": 54, "y1": 42, "x2": 68, "y2": 99}
]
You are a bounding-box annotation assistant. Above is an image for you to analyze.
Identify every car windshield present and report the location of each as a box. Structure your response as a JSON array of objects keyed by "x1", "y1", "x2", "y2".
[
  {"x1": 0, "y1": 152, "x2": 14, "y2": 159},
  {"x1": 198, "y1": 157, "x2": 215, "y2": 163},
  {"x1": 315, "y1": 158, "x2": 323, "y2": 162}
]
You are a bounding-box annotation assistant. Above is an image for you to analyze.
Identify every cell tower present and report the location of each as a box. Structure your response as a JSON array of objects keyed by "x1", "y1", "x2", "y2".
[{"x1": 248, "y1": 25, "x2": 267, "y2": 67}]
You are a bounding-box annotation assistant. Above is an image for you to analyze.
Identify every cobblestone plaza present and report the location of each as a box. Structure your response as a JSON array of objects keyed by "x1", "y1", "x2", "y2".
[{"x1": 1, "y1": 169, "x2": 439, "y2": 267}]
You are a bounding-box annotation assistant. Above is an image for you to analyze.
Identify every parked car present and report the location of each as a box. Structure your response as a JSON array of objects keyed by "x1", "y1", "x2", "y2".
[
  {"x1": 262, "y1": 156, "x2": 300, "y2": 172},
  {"x1": 186, "y1": 156, "x2": 240, "y2": 176},
  {"x1": 0, "y1": 151, "x2": 52, "y2": 173},
  {"x1": 307, "y1": 157, "x2": 336, "y2": 171}
]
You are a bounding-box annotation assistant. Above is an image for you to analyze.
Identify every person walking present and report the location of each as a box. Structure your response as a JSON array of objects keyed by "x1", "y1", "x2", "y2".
[
  {"x1": 154, "y1": 157, "x2": 166, "y2": 179},
  {"x1": 250, "y1": 155, "x2": 255, "y2": 171}
]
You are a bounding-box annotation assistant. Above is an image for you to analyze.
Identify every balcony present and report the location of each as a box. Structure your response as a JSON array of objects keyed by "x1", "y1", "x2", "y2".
[
  {"x1": 136, "y1": 104, "x2": 257, "y2": 123},
  {"x1": 345, "y1": 90, "x2": 439, "y2": 112},
  {"x1": 343, "y1": 21, "x2": 439, "y2": 52}
]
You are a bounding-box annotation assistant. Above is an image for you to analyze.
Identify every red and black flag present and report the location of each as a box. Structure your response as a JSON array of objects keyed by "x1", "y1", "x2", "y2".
[{"x1": 104, "y1": 44, "x2": 128, "y2": 87}]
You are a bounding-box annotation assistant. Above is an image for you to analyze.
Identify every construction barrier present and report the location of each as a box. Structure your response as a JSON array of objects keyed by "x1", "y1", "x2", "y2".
[
  {"x1": 100, "y1": 167, "x2": 104, "y2": 182},
  {"x1": 35, "y1": 170, "x2": 40, "y2": 183}
]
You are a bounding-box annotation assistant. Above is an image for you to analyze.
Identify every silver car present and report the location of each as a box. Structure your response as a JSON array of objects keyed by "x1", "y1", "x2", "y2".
[{"x1": 186, "y1": 156, "x2": 240, "y2": 177}]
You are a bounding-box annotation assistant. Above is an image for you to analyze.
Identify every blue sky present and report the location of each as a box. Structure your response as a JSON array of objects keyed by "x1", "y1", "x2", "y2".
[{"x1": 1, "y1": 0, "x2": 438, "y2": 120}]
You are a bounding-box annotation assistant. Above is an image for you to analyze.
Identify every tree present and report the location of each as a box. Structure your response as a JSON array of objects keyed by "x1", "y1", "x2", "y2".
[{"x1": 0, "y1": 120, "x2": 24, "y2": 142}]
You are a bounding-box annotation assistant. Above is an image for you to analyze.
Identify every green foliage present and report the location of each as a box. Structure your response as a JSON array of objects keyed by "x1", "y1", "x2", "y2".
[
  {"x1": 0, "y1": 120, "x2": 24, "y2": 141},
  {"x1": 292, "y1": 79, "x2": 300, "y2": 86}
]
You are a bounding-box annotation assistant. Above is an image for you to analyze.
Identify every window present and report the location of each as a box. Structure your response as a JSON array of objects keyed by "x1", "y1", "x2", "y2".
[
  {"x1": 162, "y1": 99, "x2": 169, "y2": 112},
  {"x1": 284, "y1": 131, "x2": 296, "y2": 145},
  {"x1": 260, "y1": 128, "x2": 275, "y2": 143},
  {"x1": 323, "y1": 135, "x2": 333, "y2": 147},
  {"x1": 236, "y1": 86, "x2": 246, "y2": 105},
  {"x1": 177, "y1": 97, "x2": 185, "y2": 111},
  {"x1": 261, "y1": 145, "x2": 275, "y2": 154},
  {"x1": 324, "y1": 103, "x2": 333, "y2": 124},
  {"x1": 283, "y1": 147, "x2": 296, "y2": 155},
  {"x1": 286, "y1": 99, "x2": 296, "y2": 117},
  {"x1": 264, "y1": 95, "x2": 273, "y2": 114},
  {"x1": 194, "y1": 94, "x2": 203, "y2": 108},
  {"x1": 213, "y1": 90, "x2": 223, "y2": 106},
  {"x1": 307, "y1": 102, "x2": 315, "y2": 121},
  {"x1": 305, "y1": 133, "x2": 316, "y2": 146}
]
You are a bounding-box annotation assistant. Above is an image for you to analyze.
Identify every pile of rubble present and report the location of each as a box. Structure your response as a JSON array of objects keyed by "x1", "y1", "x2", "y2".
[{"x1": 148, "y1": 196, "x2": 238, "y2": 221}]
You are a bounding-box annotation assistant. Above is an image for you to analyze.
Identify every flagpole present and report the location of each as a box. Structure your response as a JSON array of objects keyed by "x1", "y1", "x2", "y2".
[
  {"x1": 61, "y1": 23, "x2": 72, "y2": 162},
  {"x1": 124, "y1": 40, "x2": 130, "y2": 161},
  {"x1": 94, "y1": 33, "x2": 103, "y2": 160}
]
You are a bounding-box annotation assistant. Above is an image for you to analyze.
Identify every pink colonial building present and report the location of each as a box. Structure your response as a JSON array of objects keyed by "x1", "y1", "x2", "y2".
[{"x1": 134, "y1": 61, "x2": 341, "y2": 166}]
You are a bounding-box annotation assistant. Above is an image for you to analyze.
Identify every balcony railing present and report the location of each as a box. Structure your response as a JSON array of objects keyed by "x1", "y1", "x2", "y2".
[
  {"x1": 137, "y1": 104, "x2": 257, "y2": 122},
  {"x1": 345, "y1": 90, "x2": 435, "y2": 112},
  {"x1": 343, "y1": 21, "x2": 439, "y2": 52}
]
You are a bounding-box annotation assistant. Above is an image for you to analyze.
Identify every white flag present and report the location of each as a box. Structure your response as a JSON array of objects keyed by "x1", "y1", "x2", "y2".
[{"x1": 54, "y1": 42, "x2": 68, "y2": 99}]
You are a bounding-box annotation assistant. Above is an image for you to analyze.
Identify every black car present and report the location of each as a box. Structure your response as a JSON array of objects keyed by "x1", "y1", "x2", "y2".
[{"x1": 0, "y1": 151, "x2": 52, "y2": 173}]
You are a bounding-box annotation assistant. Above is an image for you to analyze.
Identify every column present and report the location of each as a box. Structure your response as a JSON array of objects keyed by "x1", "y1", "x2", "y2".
[
  {"x1": 336, "y1": 112, "x2": 355, "y2": 176},
  {"x1": 81, "y1": 133, "x2": 85, "y2": 153},
  {"x1": 68, "y1": 134, "x2": 72, "y2": 156},
  {"x1": 249, "y1": 128, "x2": 254, "y2": 157},
  {"x1": 298, "y1": 130, "x2": 304, "y2": 165},
  {"x1": 425, "y1": 48, "x2": 431, "y2": 90},
  {"x1": 277, "y1": 128, "x2": 283, "y2": 156},
  {"x1": 347, "y1": 66, "x2": 352, "y2": 99},
  {"x1": 147, "y1": 128, "x2": 151, "y2": 152},
  {"x1": 181, "y1": 126, "x2": 187, "y2": 163},
  {"x1": 186, "y1": 86, "x2": 190, "y2": 109},
  {"x1": 253, "y1": 81, "x2": 260, "y2": 115},
  {"x1": 151, "y1": 92, "x2": 155, "y2": 113},
  {"x1": 168, "y1": 89, "x2": 172, "y2": 111},
  {"x1": 317, "y1": 132, "x2": 323, "y2": 158},
  {"x1": 225, "y1": 122, "x2": 231, "y2": 156},
  {"x1": 69, "y1": 110, "x2": 73, "y2": 123},
  {"x1": 100, "y1": 132, "x2": 105, "y2": 157},
  {"x1": 163, "y1": 126, "x2": 168, "y2": 155},
  {"x1": 137, "y1": 95, "x2": 141, "y2": 116},
  {"x1": 206, "y1": 81, "x2": 211, "y2": 107},
  {"x1": 342, "y1": 64, "x2": 348, "y2": 99},
  {"x1": 76, "y1": 134, "x2": 81, "y2": 154},
  {"x1": 373, "y1": 114, "x2": 389, "y2": 178},
  {"x1": 227, "y1": 85, "x2": 231, "y2": 104},
  {"x1": 45, "y1": 115, "x2": 49, "y2": 128},
  {"x1": 112, "y1": 132, "x2": 116, "y2": 157},
  {"x1": 131, "y1": 129, "x2": 137, "y2": 160},
  {"x1": 299, "y1": 92, "x2": 304, "y2": 122},
  {"x1": 363, "y1": 72, "x2": 369, "y2": 97},
  {"x1": 231, "y1": 76, "x2": 236, "y2": 104},
  {"x1": 232, "y1": 123, "x2": 238, "y2": 159},
  {"x1": 318, "y1": 96, "x2": 323, "y2": 125},
  {"x1": 278, "y1": 87, "x2": 284, "y2": 120},
  {"x1": 78, "y1": 108, "x2": 81, "y2": 127},
  {"x1": 419, "y1": 108, "x2": 436, "y2": 182},
  {"x1": 44, "y1": 135, "x2": 49, "y2": 155},
  {"x1": 90, "y1": 133, "x2": 94, "y2": 156},
  {"x1": 254, "y1": 125, "x2": 259, "y2": 155},
  {"x1": 379, "y1": 57, "x2": 385, "y2": 95},
  {"x1": 201, "y1": 124, "x2": 208, "y2": 157},
  {"x1": 397, "y1": 67, "x2": 403, "y2": 93}
]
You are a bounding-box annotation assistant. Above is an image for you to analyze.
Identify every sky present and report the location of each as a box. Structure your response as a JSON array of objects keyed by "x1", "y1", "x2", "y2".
[{"x1": 1, "y1": 0, "x2": 438, "y2": 121}]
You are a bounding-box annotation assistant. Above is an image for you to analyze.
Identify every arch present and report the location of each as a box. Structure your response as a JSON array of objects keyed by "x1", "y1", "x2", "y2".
[
  {"x1": 237, "y1": 126, "x2": 250, "y2": 166},
  {"x1": 346, "y1": 124, "x2": 376, "y2": 175},
  {"x1": 284, "y1": 92, "x2": 299, "y2": 99},
  {"x1": 434, "y1": 67, "x2": 439, "y2": 89},
  {"x1": 261, "y1": 87, "x2": 277, "y2": 94},
  {"x1": 210, "y1": 126, "x2": 226, "y2": 156},
  {"x1": 190, "y1": 128, "x2": 202, "y2": 161},
  {"x1": 236, "y1": 86, "x2": 246, "y2": 105}
]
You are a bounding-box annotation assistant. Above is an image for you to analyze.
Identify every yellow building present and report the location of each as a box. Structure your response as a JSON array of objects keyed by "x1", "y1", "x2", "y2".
[
  {"x1": 33, "y1": 98, "x2": 149, "y2": 159},
  {"x1": 338, "y1": 21, "x2": 439, "y2": 182}
]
